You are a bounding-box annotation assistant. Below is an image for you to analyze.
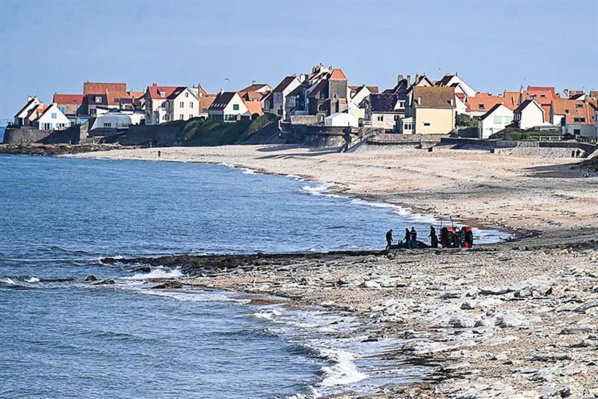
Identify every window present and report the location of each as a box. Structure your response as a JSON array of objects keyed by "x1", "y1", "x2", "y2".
[
  {"x1": 189, "y1": 102, "x2": 194, "y2": 108},
  {"x1": 179, "y1": 114, "x2": 184, "y2": 120},
  {"x1": 189, "y1": 114, "x2": 193, "y2": 119},
  {"x1": 540, "y1": 94, "x2": 546, "y2": 98},
  {"x1": 423, "y1": 122, "x2": 431, "y2": 126},
  {"x1": 180, "y1": 102, "x2": 184, "y2": 108},
  {"x1": 576, "y1": 104, "x2": 583, "y2": 109},
  {"x1": 225, "y1": 114, "x2": 238, "y2": 121},
  {"x1": 404, "y1": 123, "x2": 413, "y2": 130},
  {"x1": 573, "y1": 117, "x2": 586, "y2": 123},
  {"x1": 95, "y1": 96, "x2": 102, "y2": 103},
  {"x1": 202, "y1": 108, "x2": 208, "y2": 112},
  {"x1": 493, "y1": 116, "x2": 502, "y2": 124},
  {"x1": 60, "y1": 107, "x2": 66, "y2": 113},
  {"x1": 51, "y1": 113, "x2": 57, "y2": 119},
  {"x1": 504, "y1": 116, "x2": 512, "y2": 124},
  {"x1": 394, "y1": 115, "x2": 400, "y2": 121},
  {"x1": 185, "y1": 92, "x2": 189, "y2": 98},
  {"x1": 103, "y1": 123, "x2": 112, "y2": 128},
  {"x1": 398, "y1": 101, "x2": 405, "y2": 108},
  {"x1": 114, "y1": 98, "x2": 119, "y2": 102},
  {"x1": 478, "y1": 104, "x2": 485, "y2": 110},
  {"x1": 233, "y1": 104, "x2": 239, "y2": 111},
  {"x1": 377, "y1": 115, "x2": 384, "y2": 121}
]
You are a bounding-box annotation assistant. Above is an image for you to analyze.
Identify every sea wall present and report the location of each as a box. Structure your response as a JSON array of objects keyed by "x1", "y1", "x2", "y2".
[
  {"x1": 3, "y1": 127, "x2": 53, "y2": 144},
  {"x1": 440, "y1": 137, "x2": 596, "y2": 158}
]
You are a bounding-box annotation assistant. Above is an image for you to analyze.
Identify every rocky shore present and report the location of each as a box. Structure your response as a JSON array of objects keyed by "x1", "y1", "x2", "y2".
[
  {"x1": 103, "y1": 228, "x2": 598, "y2": 398},
  {"x1": 0, "y1": 143, "x2": 129, "y2": 156}
]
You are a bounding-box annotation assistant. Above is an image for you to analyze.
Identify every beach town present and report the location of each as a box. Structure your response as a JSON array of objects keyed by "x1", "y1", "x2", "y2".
[
  {"x1": 3, "y1": 64, "x2": 598, "y2": 397},
  {"x1": 5, "y1": 64, "x2": 598, "y2": 146}
]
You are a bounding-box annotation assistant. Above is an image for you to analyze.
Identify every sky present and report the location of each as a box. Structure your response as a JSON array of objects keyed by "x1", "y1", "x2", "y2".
[{"x1": 0, "y1": 0, "x2": 597, "y2": 119}]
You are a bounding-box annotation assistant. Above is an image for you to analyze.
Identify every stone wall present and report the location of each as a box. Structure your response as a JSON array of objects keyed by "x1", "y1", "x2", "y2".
[{"x1": 3, "y1": 127, "x2": 53, "y2": 144}]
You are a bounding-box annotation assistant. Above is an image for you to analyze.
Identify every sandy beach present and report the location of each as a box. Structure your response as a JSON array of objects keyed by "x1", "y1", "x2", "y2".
[{"x1": 73, "y1": 145, "x2": 598, "y2": 397}]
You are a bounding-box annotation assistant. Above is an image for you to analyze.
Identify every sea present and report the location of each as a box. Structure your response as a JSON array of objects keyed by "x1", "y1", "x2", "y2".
[{"x1": 0, "y1": 152, "x2": 508, "y2": 398}]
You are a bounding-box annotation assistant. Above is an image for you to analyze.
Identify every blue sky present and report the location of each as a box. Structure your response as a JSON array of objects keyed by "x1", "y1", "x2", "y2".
[{"x1": 0, "y1": 0, "x2": 596, "y2": 119}]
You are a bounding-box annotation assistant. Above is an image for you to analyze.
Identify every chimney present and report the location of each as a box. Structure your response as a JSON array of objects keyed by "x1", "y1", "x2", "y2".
[
  {"x1": 198, "y1": 83, "x2": 203, "y2": 97},
  {"x1": 417, "y1": 97, "x2": 421, "y2": 105},
  {"x1": 152, "y1": 83, "x2": 157, "y2": 86},
  {"x1": 407, "y1": 75, "x2": 411, "y2": 86},
  {"x1": 415, "y1": 74, "x2": 420, "y2": 84},
  {"x1": 398, "y1": 74, "x2": 404, "y2": 83},
  {"x1": 27, "y1": 95, "x2": 33, "y2": 101},
  {"x1": 450, "y1": 98, "x2": 454, "y2": 106}
]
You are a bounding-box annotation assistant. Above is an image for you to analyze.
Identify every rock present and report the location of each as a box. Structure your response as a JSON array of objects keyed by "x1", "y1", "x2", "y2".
[
  {"x1": 363, "y1": 255, "x2": 378, "y2": 263},
  {"x1": 479, "y1": 287, "x2": 514, "y2": 296},
  {"x1": 461, "y1": 301, "x2": 476, "y2": 310},
  {"x1": 132, "y1": 266, "x2": 151, "y2": 273},
  {"x1": 514, "y1": 288, "x2": 533, "y2": 298},
  {"x1": 496, "y1": 313, "x2": 524, "y2": 328},
  {"x1": 575, "y1": 300, "x2": 598, "y2": 313},
  {"x1": 361, "y1": 280, "x2": 382, "y2": 289},
  {"x1": 95, "y1": 279, "x2": 115, "y2": 285},
  {"x1": 152, "y1": 281, "x2": 183, "y2": 289},
  {"x1": 84, "y1": 275, "x2": 98, "y2": 282},
  {"x1": 449, "y1": 316, "x2": 477, "y2": 328}
]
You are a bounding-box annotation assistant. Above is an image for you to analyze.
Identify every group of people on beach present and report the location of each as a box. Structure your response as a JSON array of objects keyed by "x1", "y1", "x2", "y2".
[{"x1": 385, "y1": 225, "x2": 474, "y2": 250}]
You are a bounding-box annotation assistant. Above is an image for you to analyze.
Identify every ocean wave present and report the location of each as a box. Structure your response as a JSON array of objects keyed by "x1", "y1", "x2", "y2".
[
  {"x1": 0, "y1": 277, "x2": 17, "y2": 285},
  {"x1": 121, "y1": 267, "x2": 183, "y2": 281},
  {"x1": 318, "y1": 348, "x2": 368, "y2": 387}
]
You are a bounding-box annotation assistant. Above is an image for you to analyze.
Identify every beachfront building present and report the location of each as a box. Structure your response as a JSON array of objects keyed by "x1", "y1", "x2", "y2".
[
  {"x1": 348, "y1": 85, "x2": 378, "y2": 120},
  {"x1": 411, "y1": 86, "x2": 456, "y2": 134},
  {"x1": 512, "y1": 99, "x2": 550, "y2": 130},
  {"x1": 91, "y1": 109, "x2": 145, "y2": 131},
  {"x1": 144, "y1": 85, "x2": 200, "y2": 125},
  {"x1": 34, "y1": 103, "x2": 71, "y2": 131},
  {"x1": 465, "y1": 92, "x2": 519, "y2": 117},
  {"x1": 208, "y1": 91, "x2": 250, "y2": 122},
  {"x1": 324, "y1": 112, "x2": 359, "y2": 127},
  {"x1": 53, "y1": 94, "x2": 86, "y2": 123},
  {"x1": 366, "y1": 93, "x2": 404, "y2": 131},
  {"x1": 435, "y1": 73, "x2": 477, "y2": 104},
  {"x1": 551, "y1": 99, "x2": 596, "y2": 137},
  {"x1": 520, "y1": 86, "x2": 559, "y2": 123},
  {"x1": 264, "y1": 75, "x2": 303, "y2": 119},
  {"x1": 13, "y1": 96, "x2": 43, "y2": 127},
  {"x1": 478, "y1": 104, "x2": 514, "y2": 138}
]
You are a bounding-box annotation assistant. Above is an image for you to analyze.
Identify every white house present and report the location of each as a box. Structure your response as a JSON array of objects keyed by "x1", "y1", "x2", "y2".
[
  {"x1": 14, "y1": 96, "x2": 42, "y2": 126},
  {"x1": 145, "y1": 85, "x2": 200, "y2": 125},
  {"x1": 478, "y1": 104, "x2": 514, "y2": 138},
  {"x1": 208, "y1": 92, "x2": 250, "y2": 122},
  {"x1": 348, "y1": 85, "x2": 377, "y2": 120},
  {"x1": 551, "y1": 99, "x2": 596, "y2": 137},
  {"x1": 325, "y1": 112, "x2": 359, "y2": 127},
  {"x1": 268, "y1": 75, "x2": 308, "y2": 119},
  {"x1": 513, "y1": 99, "x2": 547, "y2": 130},
  {"x1": 91, "y1": 110, "x2": 145, "y2": 130},
  {"x1": 435, "y1": 73, "x2": 477, "y2": 99},
  {"x1": 35, "y1": 103, "x2": 71, "y2": 130}
]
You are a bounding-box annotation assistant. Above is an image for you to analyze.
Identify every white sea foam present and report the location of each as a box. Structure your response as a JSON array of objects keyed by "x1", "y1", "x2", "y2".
[
  {"x1": 240, "y1": 167, "x2": 257, "y2": 175},
  {"x1": 0, "y1": 277, "x2": 17, "y2": 285},
  {"x1": 300, "y1": 183, "x2": 335, "y2": 197},
  {"x1": 252, "y1": 309, "x2": 283, "y2": 321},
  {"x1": 122, "y1": 267, "x2": 183, "y2": 281},
  {"x1": 25, "y1": 277, "x2": 40, "y2": 283},
  {"x1": 319, "y1": 348, "x2": 367, "y2": 387}
]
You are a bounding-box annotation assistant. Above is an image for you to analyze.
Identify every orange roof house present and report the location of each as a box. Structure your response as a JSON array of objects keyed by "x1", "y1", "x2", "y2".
[
  {"x1": 522, "y1": 86, "x2": 559, "y2": 122},
  {"x1": 330, "y1": 68, "x2": 348, "y2": 80},
  {"x1": 551, "y1": 98, "x2": 595, "y2": 126}
]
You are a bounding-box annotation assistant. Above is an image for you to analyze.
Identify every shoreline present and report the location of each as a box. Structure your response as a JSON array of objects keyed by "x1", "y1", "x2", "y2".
[
  {"x1": 103, "y1": 229, "x2": 598, "y2": 397},
  {"x1": 45, "y1": 145, "x2": 598, "y2": 395}
]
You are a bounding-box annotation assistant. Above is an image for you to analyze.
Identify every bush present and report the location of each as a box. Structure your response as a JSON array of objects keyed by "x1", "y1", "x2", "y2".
[
  {"x1": 489, "y1": 128, "x2": 561, "y2": 141},
  {"x1": 456, "y1": 113, "x2": 478, "y2": 128}
]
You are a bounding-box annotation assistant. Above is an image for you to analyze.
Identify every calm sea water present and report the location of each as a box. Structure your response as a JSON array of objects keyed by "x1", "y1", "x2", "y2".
[{"x1": 0, "y1": 154, "x2": 507, "y2": 398}]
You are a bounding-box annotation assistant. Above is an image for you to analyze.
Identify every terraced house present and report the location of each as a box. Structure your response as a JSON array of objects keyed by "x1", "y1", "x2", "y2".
[{"x1": 144, "y1": 85, "x2": 201, "y2": 125}]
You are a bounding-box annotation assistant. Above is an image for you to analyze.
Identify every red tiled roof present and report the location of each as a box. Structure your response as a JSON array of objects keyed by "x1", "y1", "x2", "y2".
[
  {"x1": 147, "y1": 86, "x2": 187, "y2": 100},
  {"x1": 466, "y1": 93, "x2": 515, "y2": 112},
  {"x1": 84, "y1": 82, "x2": 127, "y2": 95},
  {"x1": 552, "y1": 99, "x2": 595, "y2": 125},
  {"x1": 53, "y1": 94, "x2": 85, "y2": 105},
  {"x1": 245, "y1": 101, "x2": 263, "y2": 116},
  {"x1": 330, "y1": 69, "x2": 347, "y2": 80},
  {"x1": 107, "y1": 91, "x2": 132, "y2": 106}
]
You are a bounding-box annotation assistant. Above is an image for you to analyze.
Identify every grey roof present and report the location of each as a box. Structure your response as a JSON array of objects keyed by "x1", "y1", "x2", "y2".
[
  {"x1": 209, "y1": 92, "x2": 237, "y2": 109},
  {"x1": 272, "y1": 76, "x2": 297, "y2": 93},
  {"x1": 370, "y1": 94, "x2": 398, "y2": 113}
]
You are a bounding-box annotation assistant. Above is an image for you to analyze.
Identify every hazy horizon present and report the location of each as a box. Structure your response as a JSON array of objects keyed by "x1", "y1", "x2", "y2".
[{"x1": 0, "y1": 0, "x2": 596, "y2": 119}]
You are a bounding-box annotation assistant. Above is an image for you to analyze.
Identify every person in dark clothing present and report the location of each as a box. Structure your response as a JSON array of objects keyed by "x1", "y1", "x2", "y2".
[
  {"x1": 429, "y1": 226, "x2": 439, "y2": 248},
  {"x1": 463, "y1": 226, "x2": 474, "y2": 249},
  {"x1": 403, "y1": 228, "x2": 411, "y2": 249},
  {"x1": 410, "y1": 227, "x2": 417, "y2": 248},
  {"x1": 385, "y1": 229, "x2": 393, "y2": 250}
]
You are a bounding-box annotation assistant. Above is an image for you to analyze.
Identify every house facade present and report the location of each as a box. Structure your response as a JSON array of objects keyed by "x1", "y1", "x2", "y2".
[
  {"x1": 144, "y1": 85, "x2": 200, "y2": 125},
  {"x1": 551, "y1": 99, "x2": 596, "y2": 137},
  {"x1": 53, "y1": 94, "x2": 86, "y2": 123},
  {"x1": 435, "y1": 73, "x2": 477, "y2": 100},
  {"x1": 265, "y1": 75, "x2": 303, "y2": 119},
  {"x1": 34, "y1": 103, "x2": 71, "y2": 130},
  {"x1": 208, "y1": 92, "x2": 250, "y2": 122},
  {"x1": 513, "y1": 99, "x2": 546, "y2": 129},
  {"x1": 411, "y1": 86, "x2": 456, "y2": 134},
  {"x1": 14, "y1": 96, "x2": 42, "y2": 126},
  {"x1": 478, "y1": 104, "x2": 514, "y2": 138}
]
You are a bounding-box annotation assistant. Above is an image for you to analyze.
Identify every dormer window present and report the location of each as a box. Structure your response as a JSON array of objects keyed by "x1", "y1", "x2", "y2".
[
  {"x1": 576, "y1": 104, "x2": 583, "y2": 109},
  {"x1": 479, "y1": 104, "x2": 485, "y2": 110},
  {"x1": 95, "y1": 96, "x2": 102, "y2": 103},
  {"x1": 540, "y1": 94, "x2": 546, "y2": 98},
  {"x1": 159, "y1": 91, "x2": 166, "y2": 97}
]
